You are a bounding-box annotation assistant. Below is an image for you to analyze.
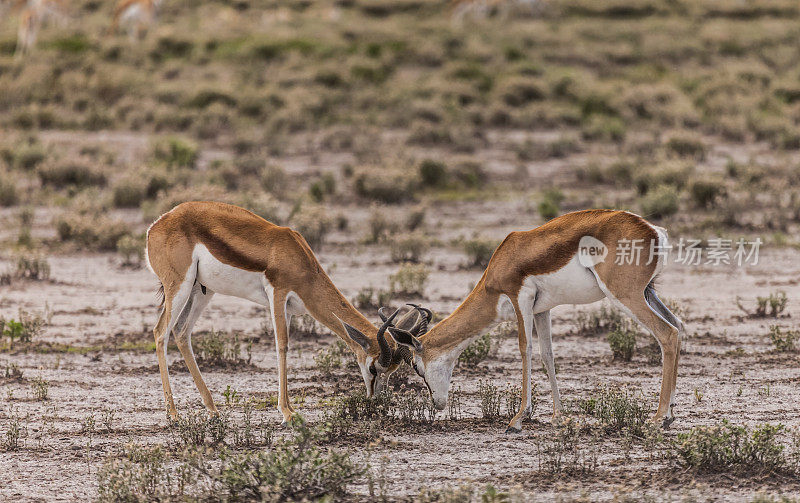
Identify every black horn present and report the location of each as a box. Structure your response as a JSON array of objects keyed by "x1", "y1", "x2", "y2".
[
  {"x1": 376, "y1": 307, "x2": 401, "y2": 367},
  {"x1": 377, "y1": 306, "x2": 394, "y2": 323},
  {"x1": 406, "y1": 303, "x2": 433, "y2": 336}
]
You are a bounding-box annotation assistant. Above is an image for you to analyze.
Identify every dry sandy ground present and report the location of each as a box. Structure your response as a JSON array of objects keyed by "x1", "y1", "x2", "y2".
[{"x1": 2, "y1": 236, "x2": 800, "y2": 501}]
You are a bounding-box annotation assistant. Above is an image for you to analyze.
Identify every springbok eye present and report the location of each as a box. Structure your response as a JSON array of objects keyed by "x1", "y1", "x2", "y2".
[{"x1": 369, "y1": 363, "x2": 377, "y2": 376}]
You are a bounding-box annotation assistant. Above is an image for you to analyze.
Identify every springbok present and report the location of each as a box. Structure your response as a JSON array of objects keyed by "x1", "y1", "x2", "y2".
[
  {"x1": 388, "y1": 209, "x2": 685, "y2": 432},
  {"x1": 13, "y1": 0, "x2": 68, "y2": 57},
  {"x1": 145, "y1": 201, "x2": 428, "y2": 424},
  {"x1": 109, "y1": 0, "x2": 161, "y2": 40},
  {"x1": 451, "y1": 0, "x2": 544, "y2": 20}
]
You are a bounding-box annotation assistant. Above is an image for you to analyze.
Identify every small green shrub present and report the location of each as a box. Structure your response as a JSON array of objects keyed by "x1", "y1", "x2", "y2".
[
  {"x1": 38, "y1": 162, "x2": 106, "y2": 188},
  {"x1": 1, "y1": 309, "x2": 47, "y2": 346},
  {"x1": 575, "y1": 305, "x2": 624, "y2": 336},
  {"x1": 0, "y1": 175, "x2": 18, "y2": 206},
  {"x1": 634, "y1": 162, "x2": 693, "y2": 195},
  {"x1": 418, "y1": 159, "x2": 449, "y2": 189},
  {"x1": 13, "y1": 144, "x2": 46, "y2": 170},
  {"x1": 117, "y1": 235, "x2": 145, "y2": 267},
  {"x1": 308, "y1": 173, "x2": 336, "y2": 202},
  {"x1": 478, "y1": 380, "x2": 502, "y2": 420},
  {"x1": 640, "y1": 185, "x2": 679, "y2": 219},
  {"x1": 112, "y1": 177, "x2": 147, "y2": 208},
  {"x1": 666, "y1": 135, "x2": 706, "y2": 160},
  {"x1": 194, "y1": 330, "x2": 249, "y2": 367},
  {"x1": 582, "y1": 115, "x2": 626, "y2": 143},
  {"x1": 689, "y1": 179, "x2": 726, "y2": 208},
  {"x1": 458, "y1": 333, "x2": 493, "y2": 366},
  {"x1": 364, "y1": 209, "x2": 393, "y2": 244},
  {"x1": 1, "y1": 409, "x2": 25, "y2": 452},
  {"x1": 291, "y1": 205, "x2": 333, "y2": 250},
  {"x1": 538, "y1": 187, "x2": 565, "y2": 220},
  {"x1": 607, "y1": 322, "x2": 637, "y2": 361},
  {"x1": 354, "y1": 169, "x2": 415, "y2": 204},
  {"x1": 769, "y1": 325, "x2": 797, "y2": 352},
  {"x1": 169, "y1": 410, "x2": 229, "y2": 448},
  {"x1": 389, "y1": 263, "x2": 429, "y2": 296},
  {"x1": 462, "y1": 238, "x2": 496, "y2": 269},
  {"x1": 451, "y1": 161, "x2": 486, "y2": 188},
  {"x1": 497, "y1": 76, "x2": 546, "y2": 106},
  {"x1": 31, "y1": 376, "x2": 49, "y2": 401},
  {"x1": 759, "y1": 291, "x2": 788, "y2": 318},
  {"x1": 675, "y1": 421, "x2": 787, "y2": 474},
  {"x1": 739, "y1": 291, "x2": 789, "y2": 318},
  {"x1": 56, "y1": 215, "x2": 131, "y2": 251},
  {"x1": 15, "y1": 255, "x2": 50, "y2": 280},
  {"x1": 315, "y1": 340, "x2": 349, "y2": 375},
  {"x1": 579, "y1": 386, "x2": 650, "y2": 438},
  {"x1": 152, "y1": 137, "x2": 198, "y2": 169},
  {"x1": 259, "y1": 164, "x2": 287, "y2": 194},
  {"x1": 390, "y1": 233, "x2": 429, "y2": 263}
]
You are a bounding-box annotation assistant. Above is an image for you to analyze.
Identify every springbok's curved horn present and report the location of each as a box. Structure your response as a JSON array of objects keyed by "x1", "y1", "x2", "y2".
[
  {"x1": 406, "y1": 303, "x2": 433, "y2": 322},
  {"x1": 377, "y1": 307, "x2": 401, "y2": 367},
  {"x1": 390, "y1": 344, "x2": 414, "y2": 366},
  {"x1": 406, "y1": 303, "x2": 433, "y2": 336},
  {"x1": 377, "y1": 306, "x2": 393, "y2": 323}
]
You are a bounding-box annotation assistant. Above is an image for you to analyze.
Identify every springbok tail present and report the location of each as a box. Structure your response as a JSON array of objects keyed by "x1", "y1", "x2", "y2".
[
  {"x1": 644, "y1": 280, "x2": 685, "y2": 333},
  {"x1": 156, "y1": 283, "x2": 165, "y2": 310}
]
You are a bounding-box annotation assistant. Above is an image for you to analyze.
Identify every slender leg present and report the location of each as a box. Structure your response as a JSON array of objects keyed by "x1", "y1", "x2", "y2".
[
  {"x1": 153, "y1": 298, "x2": 177, "y2": 420},
  {"x1": 506, "y1": 296, "x2": 534, "y2": 433},
  {"x1": 267, "y1": 287, "x2": 295, "y2": 425},
  {"x1": 173, "y1": 285, "x2": 217, "y2": 416},
  {"x1": 608, "y1": 295, "x2": 680, "y2": 426},
  {"x1": 153, "y1": 279, "x2": 191, "y2": 418},
  {"x1": 534, "y1": 310, "x2": 562, "y2": 418}
]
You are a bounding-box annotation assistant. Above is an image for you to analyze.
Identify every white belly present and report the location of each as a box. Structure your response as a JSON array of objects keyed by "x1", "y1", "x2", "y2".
[
  {"x1": 121, "y1": 4, "x2": 143, "y2": 23},
  {"x1": 194, "y1": 244, "x2": 270, "y2": 305},
  {"x1": 524, "y1": 254, "x2": 606, "y2": 313}
]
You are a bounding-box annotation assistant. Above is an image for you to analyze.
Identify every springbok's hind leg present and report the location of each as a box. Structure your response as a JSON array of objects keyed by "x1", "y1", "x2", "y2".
[
  {"x1": 153, "y1": 298, "x2": 177, "y2": 420},
  {"x1": 608, "y1": 294, "x2": 681, "y2": 427},
  {"x1": 173, "y1": 284, "x2": 217, "y2": 416}
]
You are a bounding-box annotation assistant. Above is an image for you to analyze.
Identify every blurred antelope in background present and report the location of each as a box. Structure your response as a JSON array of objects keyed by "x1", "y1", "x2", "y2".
[
  {"x1": 451, "y1": 0, "x2": 545, "y2": 20},
  {"x1": 13, "y1": 0, "x2": 68, "y2": 57},
  {"x1": 109, "y1": 0, "x2": 161, "y2": 40},
  {"x1": 388, "y1": 210, "x2": 685, "y2": 432}
]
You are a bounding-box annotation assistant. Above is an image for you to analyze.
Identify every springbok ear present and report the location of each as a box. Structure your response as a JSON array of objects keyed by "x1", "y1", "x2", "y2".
[
  {"x1": 388, "y1": 327, "x2": 423, "y2": 352},
  {"x1": 340, "y1": 321, "x2": 371, "y2": 353}
]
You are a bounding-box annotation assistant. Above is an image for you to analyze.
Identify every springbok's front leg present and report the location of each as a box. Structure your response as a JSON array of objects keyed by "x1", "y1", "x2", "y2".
[
  {"x1": 267, "y1": 287, "x2": 295, "y2": 426},
  {"x1": 534, "y1": 310, "x2": 563, "y2": 420},
  {"x1": 506, "y1": 298, "x2": 534, "y2": 433}
]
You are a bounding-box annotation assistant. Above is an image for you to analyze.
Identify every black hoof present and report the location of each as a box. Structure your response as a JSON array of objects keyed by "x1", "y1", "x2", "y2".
[
  {"x1": 505, "y1": 426, "x2": 522, "y2": 434},
  {"x1": 661, "y1": 416, "x2": 675, "y2": 429}
]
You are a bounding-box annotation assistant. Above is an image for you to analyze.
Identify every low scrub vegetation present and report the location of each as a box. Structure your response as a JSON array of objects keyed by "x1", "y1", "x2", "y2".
[
  {"x1": 674, "y1": 421, "x2": 792, "y2": 475},
  {"x1": 99, "y1": 418, "x2": 361, "y2": 502},
  {"x1": 607, "y1": 322, "x2": 638, "y2": 362},
  {"x1": 579, "y1": 386, "x2": 652, "y2": 439},
  {"x1": 769, "y1": 325, "x2": 798, "y2": 353},
  {"x1": 388, "y1": 263, "x2": 429, "y2": 297},
  {"x1": 738, "y1": 291, "x2": 788, "y2": 318},
  {"x1": 462, "y1": 238, "x2": 496, "y2": 270},
  {"x1": 193, "y1": 330, "x2": 252, "y2": 368},
  {"x1": 1, "y1": 308, "x2": 48, "y2": 348}
]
